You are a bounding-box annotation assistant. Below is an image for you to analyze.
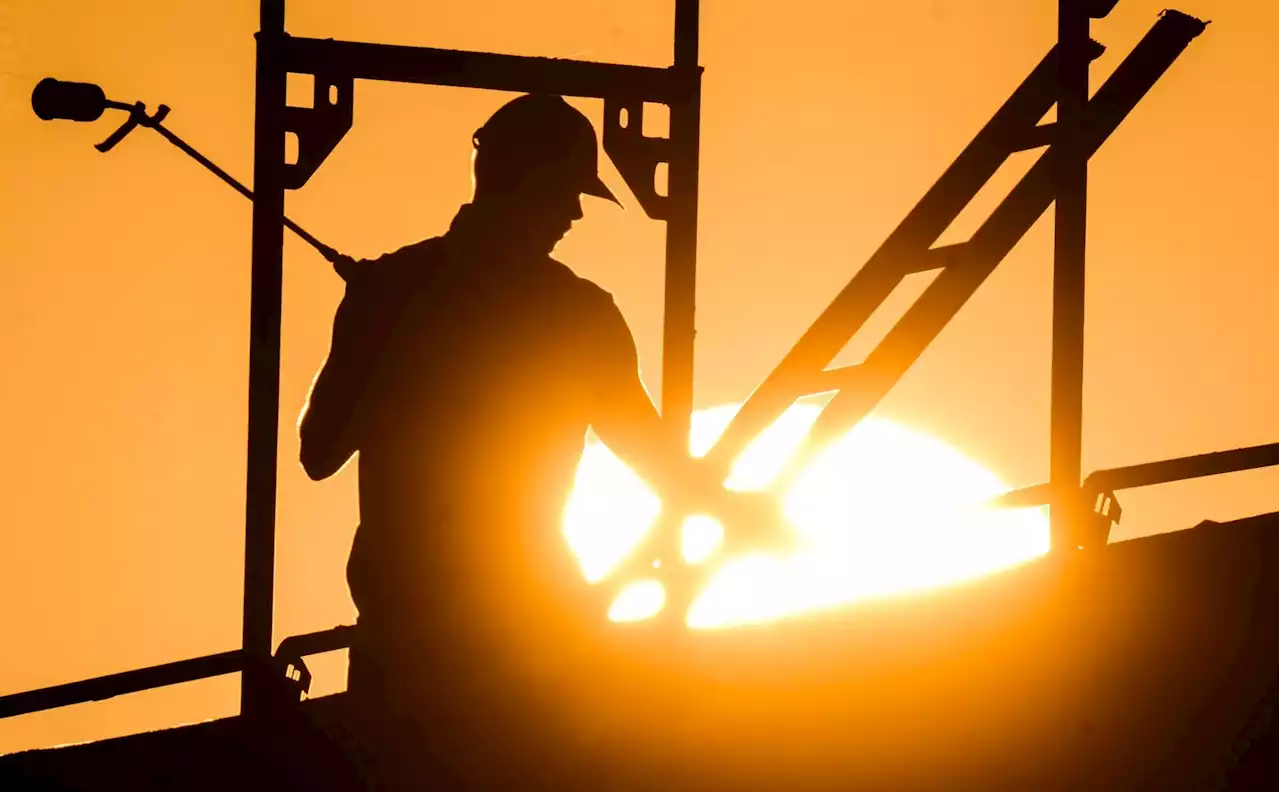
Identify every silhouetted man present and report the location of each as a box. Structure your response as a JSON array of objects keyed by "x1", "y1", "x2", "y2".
[{"x1": 298, "y1": 94, "x2": 754, "y2": 790}]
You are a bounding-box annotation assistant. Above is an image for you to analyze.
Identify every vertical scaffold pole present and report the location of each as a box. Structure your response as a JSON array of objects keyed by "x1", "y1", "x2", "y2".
[
  {"x1": 1050, "y1": 0, "x2": 1092, "y2": 552},
  {"x1": 663, "y1": 0, "x2": 701, "y2": 450},
  {"x1": 241, "y1": 0, "x2": 287, "y2": 717}
]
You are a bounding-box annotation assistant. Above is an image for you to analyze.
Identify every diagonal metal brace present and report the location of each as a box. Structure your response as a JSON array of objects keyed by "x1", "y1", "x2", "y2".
[
  {"x1": 603, "y1": 98, "x2": 673, "y2": 220},
  {"x1": 282, "y1": 70, "x2": 353, "y2": 189}
]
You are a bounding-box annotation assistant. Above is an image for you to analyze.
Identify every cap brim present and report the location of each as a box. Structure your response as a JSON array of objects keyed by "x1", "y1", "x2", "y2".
[{"x1": 582, "y1": 174, "x2": 623, "y2": 207}]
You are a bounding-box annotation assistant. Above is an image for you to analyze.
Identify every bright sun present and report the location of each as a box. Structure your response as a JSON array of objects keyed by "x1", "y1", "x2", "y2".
[{"x1": 562, "y1": 403, "x2": 1050, "y2": 629}]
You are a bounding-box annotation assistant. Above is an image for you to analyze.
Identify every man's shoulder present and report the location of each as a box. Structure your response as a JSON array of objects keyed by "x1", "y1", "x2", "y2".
[
  {"x1": 370, "y1": 237, "x2": 447, "y2": 274},
  {"x1": 542, "y1": 255, "x2": 617, "y2": 309},
  {"x1": 540, "y1": 259, "x2": 633, "y2": 359},
  {"x1": 338, "y1": 238, "x2": 447, "y2": 298}
]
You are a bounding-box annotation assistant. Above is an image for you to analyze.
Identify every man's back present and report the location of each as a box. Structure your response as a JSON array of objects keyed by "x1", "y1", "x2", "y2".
[
  {"x1": 328, "y1": 211, "x2": 632, "y2": 644},
  {"x1": 316, "y1": 212, "x2": 654, "y2": 790}
]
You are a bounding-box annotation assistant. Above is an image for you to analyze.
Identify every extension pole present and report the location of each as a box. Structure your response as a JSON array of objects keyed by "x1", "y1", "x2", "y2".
[{"x1": 146, "y1": 122, "x2": 339, "y2": 261}]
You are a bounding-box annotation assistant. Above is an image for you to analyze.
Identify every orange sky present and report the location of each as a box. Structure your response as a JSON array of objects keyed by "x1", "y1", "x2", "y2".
[{"x1": 1, "y1": 0, "x2": 1275, "y2": 754}]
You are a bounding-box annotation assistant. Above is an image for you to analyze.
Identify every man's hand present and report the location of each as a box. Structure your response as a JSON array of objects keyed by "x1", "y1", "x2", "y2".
[
  {"x1": 585, "y1": 290, "x2": 796, "y2": 573},
  {"x1": 316, "y1": 242, "x2": 360, "y2": 282}
]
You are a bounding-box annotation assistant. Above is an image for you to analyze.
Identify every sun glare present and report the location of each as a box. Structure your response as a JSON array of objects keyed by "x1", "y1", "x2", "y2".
[
  {"x1": 562, "y1": 403, "x2": 1050, "y2": 629},
  {"x1": 608, "y1": 579, "x2": 667, "y2": 623}
]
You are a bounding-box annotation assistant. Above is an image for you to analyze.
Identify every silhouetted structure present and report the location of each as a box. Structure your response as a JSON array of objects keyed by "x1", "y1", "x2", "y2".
[{"x1": 2, "y1": 1, "x2": 1276, "y2": 790}]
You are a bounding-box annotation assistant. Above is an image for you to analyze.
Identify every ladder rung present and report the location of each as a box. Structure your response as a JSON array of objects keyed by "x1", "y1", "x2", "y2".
[
  {"x1": 1007, "y1": 40, "x2": 1102, "y2": 154},
  {"x1": 1014, "y1": 122, "x2": 1057, "y2": 151},
  {"x1": 810, "y1": 365, "x2": 861, "y2": 395},
  {"x1": 914, "y1": 243, "x2": 969, "y2": 273}
]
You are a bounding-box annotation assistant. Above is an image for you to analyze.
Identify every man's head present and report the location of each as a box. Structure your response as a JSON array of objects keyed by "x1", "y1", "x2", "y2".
[{"x1": 470, "y1": 94, "x2": 620, "y2": 254}]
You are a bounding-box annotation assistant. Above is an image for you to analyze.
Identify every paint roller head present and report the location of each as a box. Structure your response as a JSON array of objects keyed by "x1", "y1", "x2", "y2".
[{"x1": 32, "y1": 78, "x2": 110, "y2": 123}]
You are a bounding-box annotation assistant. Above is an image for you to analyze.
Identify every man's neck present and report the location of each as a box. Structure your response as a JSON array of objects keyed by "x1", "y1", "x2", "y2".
[{"x1": 446, "y1": 201, "x2": 549, "y2": 263}]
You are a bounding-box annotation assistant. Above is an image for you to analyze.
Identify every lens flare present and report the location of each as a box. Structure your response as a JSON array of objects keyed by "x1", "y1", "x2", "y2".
[
  {"x1": 608, "y1": 579, "x2": 666, "y2": 622},
  {"x1": 562, "y1": 403, "x2": 1049, "y2": 628},
  {"x1": 680, "y1": 514, "x2": 725, "y2": 565}
]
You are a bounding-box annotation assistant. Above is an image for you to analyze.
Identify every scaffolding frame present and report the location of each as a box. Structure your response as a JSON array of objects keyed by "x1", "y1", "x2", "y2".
[{"x1": 236, "y1": 0, "x2": 705, "y2": 713}]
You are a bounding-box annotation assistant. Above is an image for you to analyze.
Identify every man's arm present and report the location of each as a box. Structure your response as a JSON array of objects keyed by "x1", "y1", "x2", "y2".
[
  {"x1": 587, "y1": 295, "x2": 792, "y2": 563},
  {"x1": 586, "y1": 297, "x2": 719, "y2": 509},
  {"x1": 298, "y1": 273, "x2": 399, "y2": 480}
]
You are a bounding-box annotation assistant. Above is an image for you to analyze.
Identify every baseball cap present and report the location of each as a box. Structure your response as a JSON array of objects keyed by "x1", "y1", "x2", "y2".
[{"x1": 472, "y1": 94, "x2": 621, "y2": 206}]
